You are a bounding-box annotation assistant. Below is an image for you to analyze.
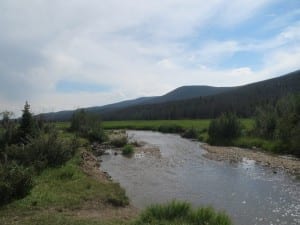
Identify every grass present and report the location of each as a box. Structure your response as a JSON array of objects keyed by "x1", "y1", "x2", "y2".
[
  {"x1": 0, "y1": 150, "x2": 129, "y2": 225},
  {"x1": 122, "y1": 144, "x2": 134, "y2": 156},
  {"x1": 233, "y1": 136, "x2": 283, "y2": 153},
  {"x1": 0, "y1": 212, "x2": 127, "y2": 225},
  {"x1": 102, "y1": 120, "x2": 211, "y2": 131},
  {"x1": 134, "y1": 200, "x2": 232, "y2": 225},
  {"x1": 54, "y1": 119, "x2": 254, "y2": 133}
]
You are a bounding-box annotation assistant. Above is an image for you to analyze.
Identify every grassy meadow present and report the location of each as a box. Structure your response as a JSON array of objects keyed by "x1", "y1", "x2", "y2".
[
  {"x1": 104, "y1": 119, "x2": 254, "y2": 131},
  {"x1": 54, "y1": 119, "x2": 283, "y2": 153}
]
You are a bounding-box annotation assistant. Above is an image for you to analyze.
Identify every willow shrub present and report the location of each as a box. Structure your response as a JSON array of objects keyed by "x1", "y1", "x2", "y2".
[{"x1": 208, "y1": 112, "x2": 241, "y2": 145}]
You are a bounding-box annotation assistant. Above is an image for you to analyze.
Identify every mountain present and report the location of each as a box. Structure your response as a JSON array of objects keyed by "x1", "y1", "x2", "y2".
[
  {"x1": 40, "y1": 70, "x2": 300, "y2": 121},
  {"x1": 143, "y1": 86, "x2": 234, "y2": 104},
  {"x1": 101, "y1": 70, "x2": 300, "y2": 120},
  {"x1": 40, "y1": 86, "x2": 235, "y2": 121}
]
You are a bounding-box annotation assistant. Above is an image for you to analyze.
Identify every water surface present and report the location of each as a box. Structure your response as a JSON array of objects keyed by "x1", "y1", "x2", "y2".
[{"x1": 101, "y1": 131, "x2": 300, "y2": 225}]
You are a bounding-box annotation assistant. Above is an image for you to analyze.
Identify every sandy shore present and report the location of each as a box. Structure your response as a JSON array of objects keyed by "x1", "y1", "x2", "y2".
[{"x1": 201, "y1": 143, "x2": 300, "y2": 175}]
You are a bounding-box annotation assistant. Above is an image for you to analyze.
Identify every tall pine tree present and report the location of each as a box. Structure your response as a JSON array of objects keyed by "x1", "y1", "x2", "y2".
[{"x1": 19, "y1": 101, "x2": 36, "y2": 138}]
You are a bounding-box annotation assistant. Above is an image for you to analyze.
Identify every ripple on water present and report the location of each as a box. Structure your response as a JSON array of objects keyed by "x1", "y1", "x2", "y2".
[{"x1": 101, "y1": 131, "x2": 300, "y2": 225}]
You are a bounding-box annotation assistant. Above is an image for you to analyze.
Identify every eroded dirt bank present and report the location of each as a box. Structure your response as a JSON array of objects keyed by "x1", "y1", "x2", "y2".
[{"x1": 73, "y1": 150, "x2": 138, "y2": 220}]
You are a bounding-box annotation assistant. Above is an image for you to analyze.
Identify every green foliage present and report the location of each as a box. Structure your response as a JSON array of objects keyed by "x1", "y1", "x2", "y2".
[
  {"x1": 3, "y1": 152, "x2": 129, "y2": 211},
  {"x1": 135, "y1": 201, "x2": 232, "y2": 225},
  {"x1": 100, "y1": 71, "x2": 300, "y2": 120},
  {"x1": 181, "y1": 127, "x2": 198, "y2": 139},
  {"x1": 110, "y1": 136, "x2": 128, "y2": 148},
  {"x1": 19, "y1": 101, "x2": 37, "y2": 139},
  {"x1": 0, "y1": 111, "x2": 18, "y2": 148},
  {"x1": 158, "y1": 124, "x2": 184, "y2": 133},
  {"x1": 139, "y1": 201, "x2": 191, "y2": 222},
  {"x1": 208, "y1": 113, "x2": 241, "y2": 145},
  {"x1": 70, "y1": 110, "x2": 106, "y2": 142},
  {"x1": 109, "y1": 131, "x2": 128, "y2": 148},
  {"x1": 0, "y1": 162, "x2": 33, "y2": 205},
  {"x1": 122, "y1": 144, "x2": 134, "y2": 156},
  {"x1": 254, "y1": 105, "x2": 277, "y2": 139},
  {"x1": 254, "y1": 94, "x2": 300, "y2": 155},
  {"x1": 106, "y1": 187, "x2": 129, "y2": 207},
  {"x1": 2, "y1": 213, "x2": 125, "y2": 225},
  {"x1": 102, "y1": 120, "x2": 211, "y2": 131},
  {"x1": 5, "y1": 129, "x2": 76, "y2": 172}
]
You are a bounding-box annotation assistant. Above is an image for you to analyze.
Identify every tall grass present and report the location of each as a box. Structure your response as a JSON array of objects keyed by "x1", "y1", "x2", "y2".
[
  {"x1": 134, "y1": 201, "x2": 232, "y2": 225},
  {"x1": 122, "y1": 144, "x2": 134, "y2": 156}
]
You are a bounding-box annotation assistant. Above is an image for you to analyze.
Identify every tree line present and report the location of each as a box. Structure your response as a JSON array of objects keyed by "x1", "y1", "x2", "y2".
[{"x1": 101, "y1": 72, "x2": 300, "y2": 120}]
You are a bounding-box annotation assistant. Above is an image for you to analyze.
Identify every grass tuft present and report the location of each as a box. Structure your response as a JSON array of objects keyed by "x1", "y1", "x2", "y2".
[
  {"x1": 122, "y1": 144, "x2": 134, "y2": 156},
  {"x1": 135, "y1": 201, "x2": 232, "y2": 225}
]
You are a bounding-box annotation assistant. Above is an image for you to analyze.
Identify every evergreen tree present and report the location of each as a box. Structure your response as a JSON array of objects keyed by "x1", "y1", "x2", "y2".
[{"x1": 19, "y1": 101, "x2": 36, "y2": 139}]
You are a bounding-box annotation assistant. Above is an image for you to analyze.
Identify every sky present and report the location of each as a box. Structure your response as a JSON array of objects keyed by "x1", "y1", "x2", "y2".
[{"x1": 0, "y1": 0, "x2": 300, "y2": 116}]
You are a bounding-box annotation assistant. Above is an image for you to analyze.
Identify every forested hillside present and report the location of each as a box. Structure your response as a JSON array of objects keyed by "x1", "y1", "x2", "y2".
[
  {"x1": 102, "y1": 70, "x2": 300, "y2": 120},
  {"x1": 40, "y1": 70, "x2": 300, "y2": 121}
]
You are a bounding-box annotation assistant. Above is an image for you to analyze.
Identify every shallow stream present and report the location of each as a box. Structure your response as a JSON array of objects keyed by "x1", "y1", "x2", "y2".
[{"x1": 101, "y1": 131, "x2": 300, "y2": 225}]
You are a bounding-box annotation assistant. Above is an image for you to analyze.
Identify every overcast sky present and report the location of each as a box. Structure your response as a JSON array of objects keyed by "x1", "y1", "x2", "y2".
[{"x1": 0, "y1": 0, "x2": 300, "y2": 116}]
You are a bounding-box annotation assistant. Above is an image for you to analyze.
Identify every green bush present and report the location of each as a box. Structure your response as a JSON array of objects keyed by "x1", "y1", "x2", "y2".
[
  {"x1": 181, "y1": 127, "x2": 198, "y2": 139},
  {"x1": 253, "y1": 94, "x2": 300, "y2": 156},
  {"x1": 70, "y1": 109, "x2": 106, "y2": 143},
  {"x1": 0, "y1": 162, "x2": 33, "y2": 205},
  {"x1": 106, "y1": 192, "x2": 129, "y2": 207},
  {"x1": 110, "y1": 136, "x2": 128, "y2": 148},
  {"x1": 135, "y1": 201, "x2": 232, "y2": 225},
  {"x1": 122, "y1": 144, "x2": 134, "y2": 156},
  {"x1": 158, "y1": 124, "x2": 184, "y2": 133},
  {"x1": 5, "y1": 130, "x2": 76, "y2": 172},
  {"x1": 254, "y1": 105, "x2": 277, "y2": 139},
  {"x1": 208, "y1": 112, "x2": 241, "y2": 145}
]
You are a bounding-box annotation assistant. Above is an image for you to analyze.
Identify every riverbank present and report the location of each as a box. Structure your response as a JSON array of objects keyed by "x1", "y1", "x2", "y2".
[
  {"x1": 202, "y1": 143, "x2": 300, "y2": 175},
  {"x1": 0, "y1": 148, "x2": 137, "y2": 225}
]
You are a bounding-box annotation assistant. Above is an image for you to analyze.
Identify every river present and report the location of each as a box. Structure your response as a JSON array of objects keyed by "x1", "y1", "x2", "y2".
[{"x1": 101, "y1": 130, "x2": 300, "y2": 225}]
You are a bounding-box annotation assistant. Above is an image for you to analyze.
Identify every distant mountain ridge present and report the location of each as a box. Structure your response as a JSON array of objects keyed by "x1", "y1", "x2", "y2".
[
  {"x1": 40, "y1": 70, "x2": 300, "y2": 121},
  {"x1": 40, "y1": 85, "x2": 235, "y2": 121}
]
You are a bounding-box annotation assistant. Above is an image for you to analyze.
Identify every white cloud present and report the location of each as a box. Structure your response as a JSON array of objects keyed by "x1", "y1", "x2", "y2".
[{"x1": 0, "y1": 0, "x2": 299, "y2": 115}]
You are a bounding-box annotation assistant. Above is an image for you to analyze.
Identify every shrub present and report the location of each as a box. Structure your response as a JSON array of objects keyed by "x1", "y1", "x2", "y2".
[
  {"x1": 254, "y1": 105, "x2": 277, "y2": 139},
  {"x1": 70, "y1": 109, "x2": 106, "y2": 143},
  {"x1": 135, "y1": 201, "x2": 232, "y2": 225},
  {"x1": 253, "y1": 94, "x2": 300, "y2": 156},
  {"x1": 0, "y1": 162, "x2": 33, "y2": 205},
  {"x1": 122, "y1": 144, "x2": 134, "y2": 156},
  {"x1": 208, "y1": 112, "x2": 241, "y2": 145},
  {"x1": 158, "y1": 124, "x2": 184, "y2": 133},
  {"x1": 181, "y1": 127, "x2": 198, "y2": 139},
  {"x1": 110, "y1": 136, "x2": 128, "y2": 147},
  {"x1": 5, "y1": 130, "x2": 76, "y2": 172}
]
